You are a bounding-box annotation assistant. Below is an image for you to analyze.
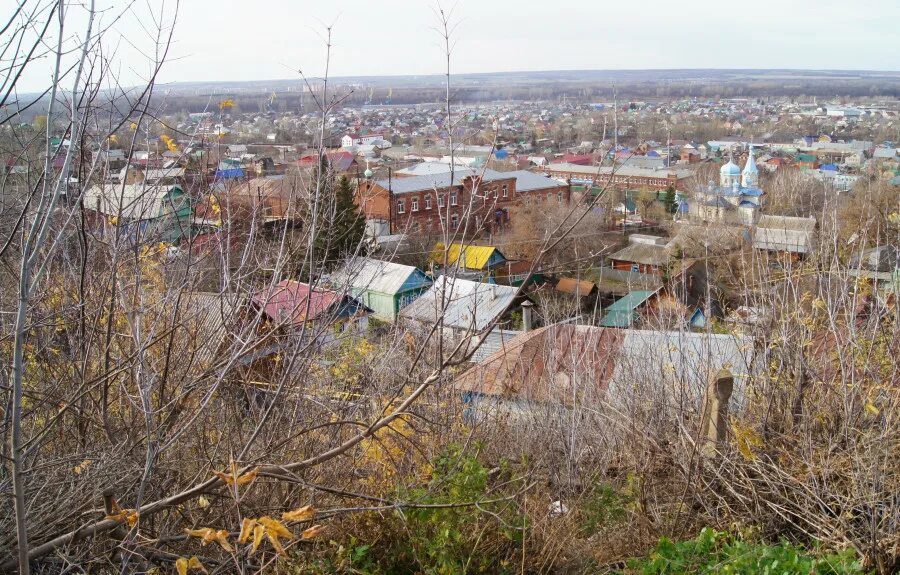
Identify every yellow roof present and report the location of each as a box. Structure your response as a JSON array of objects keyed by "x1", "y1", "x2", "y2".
[{"x1": 431, "y1": 243, "x2": 500, "y2": 271}]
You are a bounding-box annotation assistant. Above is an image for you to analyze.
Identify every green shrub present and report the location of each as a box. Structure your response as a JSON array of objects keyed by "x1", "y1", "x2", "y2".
[
  {"x1": 289, "y1": 444, "x2": 526, "y2": 574},
  {"x1": 624, "y1": 528, "x2": 869, "y2": 575}
]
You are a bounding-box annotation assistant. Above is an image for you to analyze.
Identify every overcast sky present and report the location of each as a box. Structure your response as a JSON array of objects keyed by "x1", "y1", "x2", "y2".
[{"x1": 12, "y1": 0, "x2": 900, "y2": 92}]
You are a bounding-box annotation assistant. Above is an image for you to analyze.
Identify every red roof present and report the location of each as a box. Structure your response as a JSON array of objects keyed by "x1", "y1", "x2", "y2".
[
  {"x1": 252, "y1": 280, "x2": 341, "y2": 325},
  {"x1": 562, "y1": 153, "x2": 593, "y2": 165},
  {"x1": 297, "y1": 151, "x2": 355, "y2": 172}
]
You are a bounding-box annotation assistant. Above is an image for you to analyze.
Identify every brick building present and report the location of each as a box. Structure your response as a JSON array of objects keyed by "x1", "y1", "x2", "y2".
[
  {"x1": 356, "y1": 168, "x2": 569, "y2": 235},
  {"x1": 542, "y1": 162, "x2": 693, "y2": 192}
]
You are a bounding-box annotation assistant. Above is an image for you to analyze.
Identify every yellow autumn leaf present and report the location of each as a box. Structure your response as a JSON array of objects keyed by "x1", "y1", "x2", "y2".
[
  {"x1": 105, "y1": 499, "x2": 139, "y2": 526},
  {"x1": 175, "y1": 556, "x2": 207, "y2": 575},
  {"x1": 265, "y1": 530, "x2": 285, "y2": 554},
  {"x1": 236, "y1": 467, "x2": 260, "y2": 486},
  {"x1": 238, "y1": 518, "x2": 255, "y2": 543},
  {"x1": 865, "y1": 402, "x2": 880, "y2": 416},
  {"x1": 282, "y1": 505, "x2": 316, "y2": 522},
  {"x1": 251, "y1": 524, "x2": 265, "y2": 555},
  {"x1": 731, "y1": 420, "x2": 763, "y2": 461},
  {"x1": 197, "y1": 495, "x2": 210, "y2": 509},
  {"x1": 301, "y1": 525, "x2": 325, "y2": 540},
  {"x1": 213, "y1": 461, "x2": 259, "y2": 487},
  {"x1": 257, "y1": 516, "x2": 293, "y2": 539},
  {"x1": 184, "y1": 528, "x2": 233, "y2": 552},
  {"x1": 73, "y1": 459, "x2": 93, "y2": 474}
]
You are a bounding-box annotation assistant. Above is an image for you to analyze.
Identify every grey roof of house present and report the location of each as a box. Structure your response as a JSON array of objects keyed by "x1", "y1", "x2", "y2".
[
  {"x1": 470, "y1": 328, "x2": 523, "y2": 363},
  {"x1": 757, "y1": 215, "x2": 817, "y2": 232},
  {"x1": 753, "y1": 215, "x2": 817, "y2": 253},
  {"x1": 171, "y1": 291, "x2": 240, "y2": 367},
  {"x1": 608, "y1": 242, "x2": 670, "y2": 266},
  {"x1": 607, "y1": 328, "x2": 757, "y2": 403},
  {"x1": 329, "y1": 257, "x2": 429, "y2": 296},
  {"x1": 394, "y1": 162, "x2": 464, "y2": 176},
  {"x1": 456, "y1": 323, "x2": 758, "y2": 406},
  {"x1": 506, "y1": 170, "x2": 566, "y2": 192},
  {"x1": 375, "y1": 168, "x2": 512, "y2": 195},
  {"x1": 849, "y1": 245, "x2": 899, "y2": 273},
  {"x1": 545, "y1": 162, "x2": 693, "y2": 179},
  {"x1": 83, "y1": 183, "x2": 180, "y2": 220},
  {"x1": 399, "y1": 275, "x2": 520, "y2": 331}
]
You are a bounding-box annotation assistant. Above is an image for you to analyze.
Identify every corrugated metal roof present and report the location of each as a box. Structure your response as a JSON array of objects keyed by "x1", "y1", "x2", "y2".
[
  {"x1": 175, "y1": 292, "x2": 240, "y2": 367},
  {"x1": 252, "y1": 280, "x2": 344, "y2": 325},
  {"x1": 399, "y1": 275, "x2": 520, "y2": 331},
  {"x1": 83, "y1": 183, "x2": 185, "y2": 221},
  {"x1": 600, "y1": 290, "x2": 657, "y2": 328},
  {"x1": 505, "y1": 170, "x2": 565, "y2": 192},
  {"x1": 456, "y1": 324, "x2": 757, "y2": 406},
  {"x1": 607, "y1": 242, "x2": 670, "y2": 266},
  {"x1": 394, "y1": 162, "x2": 466, "y2": 176},
  {"x1": 470, "y1": 328, "x2": 523, "y2": 363},
  {"x1": 606, "y1": 290, "x2": 656, "y2": 311},
  {"x1": 753, "y1": 215, "x2": 816, "y2": 254},
  {"x1": 432, "y1": 243, "x2": 506, "y2": 271},
  {"x1": 373, "y1": 168, "x2": 512, "y2": 195},
  {"x1": 545, "y1": 163, "x2": 693, "y2": 179},
  {"x1": 330, "y1": 257, "x2": 430, "y2": 296},
  {"x1": 555, "y1": 277, "x2": 596, "y2": 296}
]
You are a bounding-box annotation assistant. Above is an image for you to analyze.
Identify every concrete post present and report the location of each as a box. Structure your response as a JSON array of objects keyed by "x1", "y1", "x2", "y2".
[
  {"x1": 699, "y1": 368, "x2": 733, "y2": 458},
  {"x1": 521, "y1": 300, "x2": 534, "y2": 332}
]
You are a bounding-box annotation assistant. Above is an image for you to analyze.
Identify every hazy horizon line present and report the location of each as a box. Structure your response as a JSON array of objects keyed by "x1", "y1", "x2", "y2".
[{"x1": 158, "y1": 66, "x2": 900, "y2": 87}]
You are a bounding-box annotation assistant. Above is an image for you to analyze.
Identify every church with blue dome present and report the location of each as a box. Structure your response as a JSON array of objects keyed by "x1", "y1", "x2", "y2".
[{"x1": 687, "y1": 146, "x2": 765, "y2": 226}]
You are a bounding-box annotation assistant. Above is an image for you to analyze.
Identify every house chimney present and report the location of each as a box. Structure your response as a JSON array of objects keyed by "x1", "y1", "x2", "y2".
[{"x1": 521, "y1": 300, "x2": 534, "y2": 332}]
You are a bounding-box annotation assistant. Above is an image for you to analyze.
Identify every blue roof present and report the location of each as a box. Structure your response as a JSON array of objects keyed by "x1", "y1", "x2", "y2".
[
  {"x1": 646, "y1": 150, "x2": 660, "y2": 157},
  {"x1": 720, "y1": 160, "x2": 741, "y2": 176},
  {"x1": 494, "y1": 149, "x2": 509, "y2": 159},
  {"x1": 739, "y1": 200, "x2": 757, "y2": 207},
  {"x1": 690, "y1": 308, "x2": 707, "y2": 327},
  {"x1": 741, "y1": 187, "x2": 764, "y2": 196},
  {"x1": 215, "y1": 168, "x2": 245, "y2": 179},
  {"x1": 821, "y1": 164, "x2": 838, "y2": 171}
]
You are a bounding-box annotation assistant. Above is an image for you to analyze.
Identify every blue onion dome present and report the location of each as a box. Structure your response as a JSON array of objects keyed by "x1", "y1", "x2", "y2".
[
  {"x1": 364, "y1": 168, "x2": 373, "y2": 178},
  {"x1": 720, "y1": 159, "x2": 741, "y2": 176}
]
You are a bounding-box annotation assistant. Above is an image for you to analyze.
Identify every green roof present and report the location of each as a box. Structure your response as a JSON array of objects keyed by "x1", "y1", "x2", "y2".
[
  {"x1": 599, "y1": 290, "x2": 656, "y2": 328},
  {"x1": 796, "y1": 154, "x2": 817, "y2": 162},
  {"x1": 599, "y1": 309, "x2": 636, "y2": 328}
]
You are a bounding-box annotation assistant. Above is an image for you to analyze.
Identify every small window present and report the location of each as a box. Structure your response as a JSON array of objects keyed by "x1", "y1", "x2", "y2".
[
  {"x1": 557, "y1": 192, "x2": 563, "y2": 203},
  {"x1": 397, "y1": 200, "x2": 405, "y2": 214},
  {"x1": 493, "y1": 189, "x2": 499, "y2": 199},
  {"x1": 425, "y1": 195, "x2": 432, "y2": 209},
  {"x1": 450, "y1": 192, "x2": 458, "y2": 206},
  {"x1": 502, "y1": 184, "x2": 508, "y2": 197},
  {"x1": 411, "y1": 198, "x2": 419, "y2": 211},
  {"x1": 438, "y1": 195, "x2": 445, "y2": 208},
  {"x1": 450, "y1": 213, "x2": 459, "y2": 228}
]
